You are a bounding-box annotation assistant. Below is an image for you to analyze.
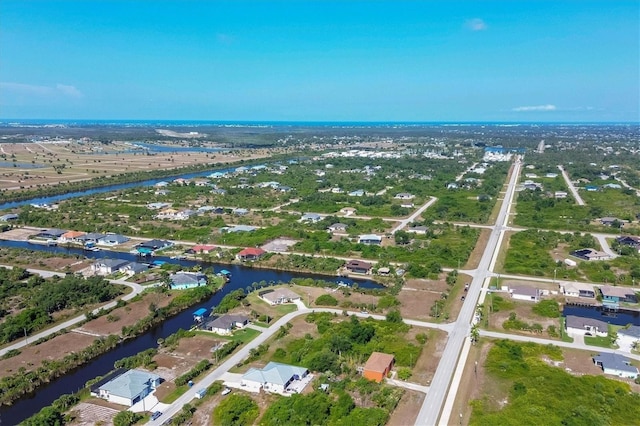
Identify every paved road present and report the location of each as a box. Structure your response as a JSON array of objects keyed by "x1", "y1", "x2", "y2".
[
  {"x1": 415, "y1": 157, "x2": 522, "y2": 426},
  {"x1": 148, "y1": 307, "x2": 453, "y2": 425},
  {"x1": 558, "y1": 165, "x2": 585, "y2": 206},
  {"x1": 390, "y1": 197, "x2": 438, "y2": 234},
  {"x1": 0, "y1": 266, "x2": 143, "y2": 357}
]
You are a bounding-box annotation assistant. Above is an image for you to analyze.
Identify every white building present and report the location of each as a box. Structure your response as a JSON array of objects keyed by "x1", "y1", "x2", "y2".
[
  {"x1": 241, "y1": 362, "x2": 309, "y2": 394},
  {"x1": 617, "y1": 326, "x2": 640, "y2": 353},
  {"x1": 95, "y1": 369, "x2": 161, "y2": 406}
]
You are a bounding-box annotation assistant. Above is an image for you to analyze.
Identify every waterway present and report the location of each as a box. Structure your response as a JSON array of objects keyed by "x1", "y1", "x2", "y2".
[
  {"x1": 563, "y1": 304, "x2": 640, "y2": 327},
  {"x1": 0, "y1": 163, "x2": 249, "y2": 211},
  {"x1": 0, "y1": 240, "x2": 381, "y2": 424}
]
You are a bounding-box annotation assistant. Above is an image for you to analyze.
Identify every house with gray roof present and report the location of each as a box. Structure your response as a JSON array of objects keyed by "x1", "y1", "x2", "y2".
[
  {"x1": 204, "y1": 314, "x2": 249, "y2": 335},
  {"x1": 565, "y1": 315, "x2": 608, "y2": 337},
  {"x1": 241, "y1": 362, "x2": 309, "y2": 394},
  {"x1": 169, "y1": 272, "x2": 207, "y2": 290},
  {"x1": 593, "y1": 353, "x2": 638, "y2": 379},
  {"x1": 92, "y1": 259, "x2": 130, "y2": 275},
  {"x1": 617, "y1": 325, "x2": 640, "y2": 353},
  {"x1": 98, "y1": 234, "x2": 130, "y2": 246},
  {"x1": 95, "y1": 369, "x2": 161, "y2": 406},
  {"x1": 300, "y1": 212, "x2": 322, "y2": 223}
]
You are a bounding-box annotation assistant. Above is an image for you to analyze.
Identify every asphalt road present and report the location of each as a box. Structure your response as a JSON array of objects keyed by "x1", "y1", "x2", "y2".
[
  {"x1": 147, "y1": 307, "x2": 454, "y2": 425},
  {"x1": 414, "y1": 158, "x2": 522, "y2": 426},
  {"x1": 558, "y1": 164, "x2": 585, "y2": 206},
  {"x1": 0, "y1": 266, "x2": 143, "y2": 357}
]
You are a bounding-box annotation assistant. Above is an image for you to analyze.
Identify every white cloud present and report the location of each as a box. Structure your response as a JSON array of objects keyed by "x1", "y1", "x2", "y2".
[
  {"x1": 465, "y1": 18, "x2": 487, "y2": 31},
  {"x1": 56, "y1": 84, "x2": 83, "y2": 98},
  {"x1": 0, "y1": 82, "x2": 83, "y2": 98},
  {"x1": 512, "y1": 104, "x2": 557, "y2": 112}
]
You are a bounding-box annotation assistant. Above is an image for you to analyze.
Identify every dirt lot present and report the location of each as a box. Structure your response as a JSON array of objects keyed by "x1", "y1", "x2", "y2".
[
  {"x1": 293, "y1": 284, "x2": 381, "y2": 310},
  {"x1": 81, "y1": 292, "x2": 177, "y2": 335},
  {"x1": 398, "y1": 278, "x2": 449, "y2": 321},
  {"x1": 465, "y1": 228, "x2": 491, "y2": 269},
  {"x1": 387, "y1": 389, "x2": 425, "y2": 426},
  {"x1": 0, "y1": 141, "x2": 272, "y2": 191},
  {"x1": 0, "y1": 332, "x2": 95, "y2": 378},
  {"x1": 409, "y1": 328, "x2": 448, "y2": 386}
]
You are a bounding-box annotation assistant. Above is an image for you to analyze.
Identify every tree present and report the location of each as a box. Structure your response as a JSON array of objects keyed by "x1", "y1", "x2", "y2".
[
  {"x1": 386, "y1": 309, "x2": 403, "y2": 323},
  {"x1": 213, "y1": 394, "x2": 259, "y2": 426},
  {"x1": 113, "y1": 411, "x2": 143, "y2": 426}
]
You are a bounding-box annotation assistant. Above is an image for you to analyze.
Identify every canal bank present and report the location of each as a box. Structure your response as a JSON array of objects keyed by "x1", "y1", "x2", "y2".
[{"x1": 0, "y1": 241, "x2": 382, "y2": 425}]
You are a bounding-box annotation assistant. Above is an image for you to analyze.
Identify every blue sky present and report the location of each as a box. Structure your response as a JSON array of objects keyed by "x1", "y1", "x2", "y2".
[{"x1": 1, "y1": 0, "x2": 638, "y2": 122}]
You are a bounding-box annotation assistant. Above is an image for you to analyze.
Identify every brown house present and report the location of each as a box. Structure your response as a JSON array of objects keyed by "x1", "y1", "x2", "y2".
[{"x1": 363, "y1": 352, "x2": 395, "y2": 383}]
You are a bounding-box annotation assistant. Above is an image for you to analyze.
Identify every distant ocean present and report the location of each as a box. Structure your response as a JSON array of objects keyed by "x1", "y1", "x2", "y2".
[{"x1": 0, "y1": 119, "x2": 636, "y2": 127}]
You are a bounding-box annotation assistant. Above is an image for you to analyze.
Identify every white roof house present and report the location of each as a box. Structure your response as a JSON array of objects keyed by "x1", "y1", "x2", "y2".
[
  {"x1": 97, "y1": 370, "x2": 161, "y2": 406},
  {"x1": 509, "y1": 286, "x2": 540, "y2": 302},
  {"x1": 260, "y1": 288, "x2": 301, "y2": 305},
  {"x1": 241, "y1": 362, "x2": 309, "y2": 394},
  {"x1": 358, "y1": 234, "x2": 382, "y2": 245},
  {"x1": 617, "y1": 326, "x2": 640, "y2": 353}
]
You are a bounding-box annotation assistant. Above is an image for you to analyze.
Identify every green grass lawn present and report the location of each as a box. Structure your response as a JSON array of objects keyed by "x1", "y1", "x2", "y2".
[
  {"x1": 584, "y1": 335, "x2": 613, "y2": 348},
  {"x1": 161, "y1": 385, "x2": 188, "y2": 404}
]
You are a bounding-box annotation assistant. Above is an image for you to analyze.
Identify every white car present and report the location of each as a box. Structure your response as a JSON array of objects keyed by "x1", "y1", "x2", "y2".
[{"x1": 221, "y1": 388, "x2": 231, "y2": 396}]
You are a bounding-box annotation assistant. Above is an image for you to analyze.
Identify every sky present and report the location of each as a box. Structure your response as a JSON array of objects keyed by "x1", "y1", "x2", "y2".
[{"x1": 1, "y1": 0, "x2": 638, "y2": 122}]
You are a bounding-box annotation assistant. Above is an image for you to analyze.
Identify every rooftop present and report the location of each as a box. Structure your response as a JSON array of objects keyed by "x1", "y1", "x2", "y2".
[
  {"x1": 364, "y1": 352, "x2": 395, "y2": 373},
  {"x1": 593, "y1": 353, "x2": 638, "y2": 374},
  {"x1": 243, "y1": 362, "x2": 308, "y2": 386},
  {"x1": 99, "y1": 369, "x2": 160, "y2": 399}
]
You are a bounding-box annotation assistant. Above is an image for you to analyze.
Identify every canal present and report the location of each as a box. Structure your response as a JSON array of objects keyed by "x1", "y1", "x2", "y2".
[{"x1": 0, "y1": 240, "x2": 382, "y2": 424}]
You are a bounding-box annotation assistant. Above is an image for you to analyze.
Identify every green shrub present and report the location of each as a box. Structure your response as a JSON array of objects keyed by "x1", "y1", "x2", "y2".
[
  {"x1": 532, "y1": 300, "x2": 561, "y2": 318},
  {"x1": 315, "y1": 294, "x2": 339, "y2": 306}
]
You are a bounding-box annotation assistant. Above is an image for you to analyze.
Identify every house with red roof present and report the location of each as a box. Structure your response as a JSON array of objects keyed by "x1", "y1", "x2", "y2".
[{"x1": 237, "y1": 247, "x2": 266, "y2": 261}]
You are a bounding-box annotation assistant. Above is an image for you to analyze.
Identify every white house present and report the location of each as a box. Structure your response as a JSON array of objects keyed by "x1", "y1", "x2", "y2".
[
  {"x1": 98, "y1": 234, "x2": 130, "y2": 246},
  {"x1": 560, "y1": 282, "x2": 596, "y2": 298},
  {"x1": 394, "y1": 193, "x2": 415, "y2": 200},
  {"x1": 92, "y1": 259, "x2": 129, "y2": 275},
  {"x1": 509, "y1": 286, "x2": 540, "y2": 302},
  {"x1": 95, "y1": 369, "x2": 161, "y2": 406},
  {"x1": 260, "y1": 288, "x2": 301, "y2": 305},
  {"x1": 241, "y1": 362, "x2": 309, "y2": 394},
  {"x1": 617, "y1": 326, "x2": 640, "y2": 353},
  {"x1": 300, "y1": 213, "x2": 322, "y2": 223},
  {"x1": 593, "y1": 353, "x2": 639, "y2": 379},
  {"x1": 169, "y1": 272, "x2": 207, "y2": 290},
  {"x1": 327, "y1": 223, "x2": 348, "y2": 233},
  {"x1": 358, "y1": 234, "x2": 382, "y2": 245},
  {"x1": 565, "y1": 315, "x2": 608, "y2": 337},
  {"x1": 204, "y1": 314, "x2": 250, "y2": 335}
]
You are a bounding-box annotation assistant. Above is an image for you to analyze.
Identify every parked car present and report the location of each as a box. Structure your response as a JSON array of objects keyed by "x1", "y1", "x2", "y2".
[
  {"x1": 151, "y1": 411, "x2": 163, "y2": 420},
  {"x1": 222, "y1": 387, "x2": 232, "y2": 396}
]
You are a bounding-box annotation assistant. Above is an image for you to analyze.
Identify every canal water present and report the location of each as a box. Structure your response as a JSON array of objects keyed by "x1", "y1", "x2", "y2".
[
  {"x1": 0, "y1": 163, "x2": 248, "y2": 211},
  {"x1": 563, "y1": 303, "x2": 640, "y2": 327},
  {"x1": 0, "y1": 241, "x2": 381, "y2": 424}
]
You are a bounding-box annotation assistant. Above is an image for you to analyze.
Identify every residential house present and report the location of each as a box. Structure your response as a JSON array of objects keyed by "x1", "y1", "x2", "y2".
[
  {"x1": 616, "y1": 236, "x2": 640, "y2": 252},
  {"x1": 36, "y1": 228, "x2": 66, "y2": 240},
  {"x1": 564, "y1": 315, "x2": 608, "y2": 337},
  {"x1": 345, "y1": 260, "x2": 373, "y2": 274},
  {"x1": 358, "y1": 234, "x2": 382, "y2": 245},
  {"x1": 208, "y1": 171, "x2": 227, "y2": 179},
  {"x1": 233, "y1": 208, "x2": 249, "y2": 216},
  {"x1": 222, "y1": 225, "x2": 258, "y2": 233},
  {"x1": 241, "y1": 362, "x2": 309, "y2": 394},
  {"x1": 260, "y1": 288, "x2": 301, "y2": 305},
  {"x1": 599, "y1": 286, "x2": 638, "y2": 304},
  {"x1": 137, "y1": 239, "x2": 172, "y2": 251},
  {"x1": 363, "y1": 352, "x2": 395, "y2": 383},
  {"x1": 0, "y1": 213, "x2": 18, "y2": 221},
  {"x1": 60, "y1": 230, "x2": 87, "y2": 243},
  {"x1": 407, "y1": 225, "x2": 429, "y2": 235},
  {"x1": 603, "y1": 183, "x2": 622, "y2": 189},
  {"x1": 554, "y1": 191, "x2": 568, "y2": 199},
  {"x1": 327, "y1": 223, "x2": 348, "y2": 233},
  {"x1": 154, "y1": 181, "x2": 169, "y2": 188},
  {"x1": 211, "y1": 188, "x2": 227, "y2": 195},
  {"x1": 600, "y1": 217, "x2": 625, "y2": 227},
  {"x1": 446, "y1": 183, "x2": 459, "y2": 190},
  {"x1": 191, "y1": 244, "x2": 217, "y2": 254},
  {"x1": 570, "y1": 248, "x2": 612, "y2": 261},
  {"x1": 585, "y1": 185, "x2": 599, "y2": 191},
  {"x1": 617, "y1": 326, "x2": 640, "y2": 353},
  {"x1": 593, "y1": 353, "x2": 639, "y2": 379},
  {"x1": 120, "y1": 262, "x2": 149, "y2": 275},
  {"x1": 560, "y1": 282, "x2": 596, "y2": 298},
  {"x1": 94, "y1": 369, "x2": 161, "y2": 406},
  {"x1": 98, "y1": 234, "x2": 129, "y2": 246},
  {"x1": 92, "y1": 259, "x2": 130, "y2": 275},
  {"x1": 330, "y1": 187, "x2": 343, "y2": 194},
  {"x1": 340, "y1": 207, "x2": 357, "y2": 216},
  {"x1": 146, "y1": 202, "x2": 170, "y2": 210},
  {"x1": 348, "y1": 189, "x2": 365, "y2": 197},
  {"x1": 77, "y1": 233, "x2": 106, "y2": 245},
  {"x1": 169, "y1": 272, "x2": 208, "y2": 290},
  {"x1": 394, "y1": 193, "x2": 415, "y2": 200},
  {"x1": 300, "y1": 213, "x2": 322, "y2": 223},
  {"x1": 509, "y1": 286, "x2": 541, "y2": 302},
  {"x1": 204, "y1": 314, "x2": 250, "y2": 335},
  {"x1": 236, "y1": 247, "x2": 266, "y2": 261}
]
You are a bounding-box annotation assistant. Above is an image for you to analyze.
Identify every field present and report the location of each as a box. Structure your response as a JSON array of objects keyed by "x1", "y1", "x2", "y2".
[{"x1": 0, "y1": 141, "x2": 271, "y2": 191}]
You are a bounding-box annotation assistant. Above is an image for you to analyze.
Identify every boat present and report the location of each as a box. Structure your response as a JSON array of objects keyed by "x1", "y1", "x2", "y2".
[{"x1": 46, "y1": 239, "x2": 58, "y2": 246}]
